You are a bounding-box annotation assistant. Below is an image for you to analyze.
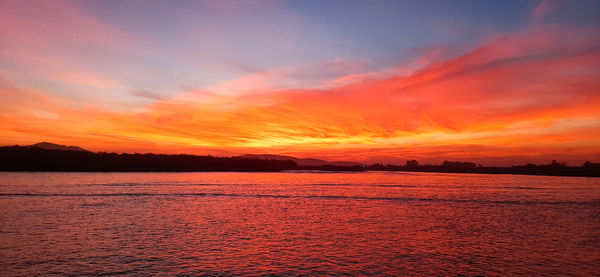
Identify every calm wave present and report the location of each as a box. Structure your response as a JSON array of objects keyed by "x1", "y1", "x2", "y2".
[{"x1": 1, "y1": 172, "x2": 599, "y2": 276}]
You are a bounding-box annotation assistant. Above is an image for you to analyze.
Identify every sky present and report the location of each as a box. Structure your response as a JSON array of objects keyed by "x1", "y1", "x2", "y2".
[{"x1": 1, "y1": 0, "x2": 599, "y2": 166}]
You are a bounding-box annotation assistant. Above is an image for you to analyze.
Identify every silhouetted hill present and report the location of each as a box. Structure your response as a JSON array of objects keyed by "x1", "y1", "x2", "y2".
[
  {"x1": 31, "y1": 142, "x2": 89, "y2": 152},
  {"x1": 0, "y1": 146, "x2": 296, "y2": 172},
  {"x1": 238, "y1": 154, "x2": 363, "y2": 166}
]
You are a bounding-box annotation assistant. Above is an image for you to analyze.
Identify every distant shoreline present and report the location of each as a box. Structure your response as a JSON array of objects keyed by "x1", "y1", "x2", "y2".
[
  {"x1": 1, "y1": 170, "x2": 598, "y2": 179},
  {"x1": 1, "y1": 145, "x2": 598, "y2": 178}
]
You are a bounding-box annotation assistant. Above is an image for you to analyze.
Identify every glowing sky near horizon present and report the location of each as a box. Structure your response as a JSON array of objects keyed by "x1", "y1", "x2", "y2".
[{"x1": 1, "y1": 0, "x2": 599, "y2": 165}]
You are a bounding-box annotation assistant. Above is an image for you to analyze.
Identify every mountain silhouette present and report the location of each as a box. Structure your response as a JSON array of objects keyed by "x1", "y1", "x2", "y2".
[
  {"x1": 31, "y1": 142, "x2": 89, "y2": 152},
  {"x1": 0, "y1": 144, "x2": 295, "y2": 172}
]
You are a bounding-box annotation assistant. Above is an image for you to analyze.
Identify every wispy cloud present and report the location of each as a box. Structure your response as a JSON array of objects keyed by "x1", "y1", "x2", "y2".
[
  {"x1": 532, "y1": 0, "x2": 558, "y2": 19},
  {"x1": 1, "y1": 1, "x2": 599, "y2": 165},
  {"x1": 2, "y1": 25, "x2": 597, "y2": 165}
]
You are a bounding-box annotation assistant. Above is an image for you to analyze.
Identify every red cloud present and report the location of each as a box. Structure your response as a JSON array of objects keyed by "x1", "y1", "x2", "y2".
[{"x1": 1, "y1": 26, "x2": 599, "y2": 165}]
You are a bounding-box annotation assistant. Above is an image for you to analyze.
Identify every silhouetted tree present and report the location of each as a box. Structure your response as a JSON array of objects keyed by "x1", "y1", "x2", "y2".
[{"x1": 406, "y1": 160, "x2": 418, "y2": 168}]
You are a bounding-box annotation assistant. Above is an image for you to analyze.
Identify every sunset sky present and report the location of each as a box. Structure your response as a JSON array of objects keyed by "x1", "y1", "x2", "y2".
[{"x1": 1, "y1": 0, "x2": 599, "y2": 165}]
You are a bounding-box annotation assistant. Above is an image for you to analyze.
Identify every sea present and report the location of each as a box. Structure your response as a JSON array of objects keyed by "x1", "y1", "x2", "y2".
[{"x1": 0, "y1": 171, "x2": 599, "y2": 276}]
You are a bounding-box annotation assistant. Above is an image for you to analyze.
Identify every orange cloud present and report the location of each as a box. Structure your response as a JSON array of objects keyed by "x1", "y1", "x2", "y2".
[{"x1": 1, "y1": 26, "x2": 599, "y2": 165}]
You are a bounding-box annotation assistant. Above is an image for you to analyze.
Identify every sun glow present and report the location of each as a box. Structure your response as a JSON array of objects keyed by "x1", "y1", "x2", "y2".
[{"x1": 1, "y1": 1, "x2": 599, "y2": 165}]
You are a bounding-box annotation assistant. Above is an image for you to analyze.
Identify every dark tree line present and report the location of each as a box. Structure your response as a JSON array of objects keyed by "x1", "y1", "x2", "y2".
[
  {"x1": 361, "y1": 160, "x2": 600, "y2": 177},
  {"x1": 0, "y1": 145, "x2": 598, "y2": 177},
  {"x1": 0, "y1": 146, "x2": 296, "y2": 172}
]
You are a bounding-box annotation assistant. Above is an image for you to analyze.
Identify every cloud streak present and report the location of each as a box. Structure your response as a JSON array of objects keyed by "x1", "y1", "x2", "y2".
[
  {"x1": 1, "y1": 1, "x2": 599, "y2": 165},
  {"x1": 532, "y1": 0, "x2": 558, "y2": 18},
  {"x1": 1, "y1": 25, "x2": 598, "y2": 165}
]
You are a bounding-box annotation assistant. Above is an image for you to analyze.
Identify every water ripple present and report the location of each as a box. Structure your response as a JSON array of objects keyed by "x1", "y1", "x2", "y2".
[{"x1": 0, "y1": 192, "x2": 597, "y2": 206}]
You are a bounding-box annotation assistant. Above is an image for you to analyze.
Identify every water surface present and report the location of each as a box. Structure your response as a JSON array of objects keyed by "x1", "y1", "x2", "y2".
[{"x1": 1, "y1": 172, "x2": 599, "y2": 276}]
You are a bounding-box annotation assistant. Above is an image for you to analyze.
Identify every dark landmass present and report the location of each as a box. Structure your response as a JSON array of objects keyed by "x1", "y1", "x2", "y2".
[
  {"x1": 32, "y1": 142, "x2": 89, "y2": 152},
  {"x1": 362, "y1": 160, "x2": 600, "y2": 178},
  {"x1": 0, "y1": 143, "x2": 598, "y2": 177},
  {"x1": 0, "y1": 145, "x2": 294, "y2": 172},
  {"x1": 238, "y1": 154, "x2": 362, "y2": 166}
]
